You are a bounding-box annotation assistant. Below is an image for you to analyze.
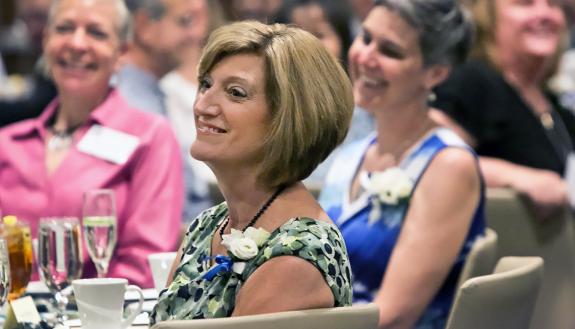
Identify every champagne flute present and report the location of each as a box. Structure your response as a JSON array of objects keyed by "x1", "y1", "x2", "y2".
[
  {"x1": 0, "y1": 239, "x2": 10, "y2": 307},
  {"x1": 82, "y1": 189, "x2": 117, "y2": 278},
  {"x1": 38, "y1": 217, "x2": 83, "y2": 323}
]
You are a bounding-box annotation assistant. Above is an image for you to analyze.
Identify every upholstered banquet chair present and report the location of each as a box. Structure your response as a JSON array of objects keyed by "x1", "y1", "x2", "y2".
[
  {"x1": 150, "y1": 304, "x2": 380, "y2": 329},
  {"x1": 485, "y1": 188, "x2": 575, "y2": 329},
  {"x1": 446, "y1": 256, "x2": 544, "y2": 329},
  {"x1": 456, "y1": 228, "x2": 498, "y2": 289}
]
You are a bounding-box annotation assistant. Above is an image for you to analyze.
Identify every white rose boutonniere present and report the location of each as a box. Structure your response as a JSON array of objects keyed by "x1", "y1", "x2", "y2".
[
  {"x1": 361, "y1": 167, "x2": 414, "y2": 225},
  {"x1": 227, "y1": 237, "x2": 258, "y2": 260},
  {"x1": 243, "y1": 227, "x2": 271, "y2": 246},
  {"x1": 219, "y1": 227, "x2": 271, "y2": 275}
]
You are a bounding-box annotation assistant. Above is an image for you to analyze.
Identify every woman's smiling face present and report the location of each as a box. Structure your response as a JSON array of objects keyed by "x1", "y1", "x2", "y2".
[
  {"x1": 348, "y1": 6, "x2": 430, "y2": 112},
  {"x1": 44, "y1": 0, "x2": 124, "y2": 97},
  {"x1": 494, "y1": 0, "x2": 566, "y2": 60},
  {"x1": 190, "y1": 53, "x2": 271, "y2": 168}
]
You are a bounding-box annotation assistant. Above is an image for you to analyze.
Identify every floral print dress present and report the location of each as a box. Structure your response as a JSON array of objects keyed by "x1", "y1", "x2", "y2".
[{"x1": 149, "y1": 203, "x2": 353, "y2": 325}]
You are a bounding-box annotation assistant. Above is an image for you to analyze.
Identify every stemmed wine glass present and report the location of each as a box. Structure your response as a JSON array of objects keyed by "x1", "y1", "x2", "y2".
[
  {"x1": 0, "y1": 239, "x2": 10, "y2": 307},
  {"x1": 38, "y1": 217, "x2": 83, "y2": 323},
  {"x1": 82, "y1": 189, "x2": 117, "y2": 278}
]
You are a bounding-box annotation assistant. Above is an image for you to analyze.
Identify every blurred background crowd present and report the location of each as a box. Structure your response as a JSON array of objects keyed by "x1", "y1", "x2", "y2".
[{"x1": 1, "y1": 0, "x2": 575, "y2": 328}]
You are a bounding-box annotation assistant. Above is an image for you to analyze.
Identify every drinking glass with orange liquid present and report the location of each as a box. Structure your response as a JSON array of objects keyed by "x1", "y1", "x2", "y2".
[
  {"x1": 0, "y1": 215, "x2": 33, "y2": 300},
  {"x1": 0, "y1": 239, "x2": 10, "y2": 306}
]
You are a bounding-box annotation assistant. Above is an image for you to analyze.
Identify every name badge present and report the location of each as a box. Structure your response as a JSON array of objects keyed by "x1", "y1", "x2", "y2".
[
  {"x1": 566, "y1": 153, "x2": 575, "y2": 209},
  {"x1": 77, "y1": 125, "x2": 139, "y2": 165}
]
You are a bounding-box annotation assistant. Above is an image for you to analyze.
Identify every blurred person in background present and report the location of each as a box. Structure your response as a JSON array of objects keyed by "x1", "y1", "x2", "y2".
[
  {"x1": 0, "y1": 0, "x2": 183, "y2": 288},
  {"x1": 286, "y1": 0, "x2": 375, "y2": 186},
  {"x1": 275, "y1": 0, "x2": 350, "y2": 62},
  {"x1": 120, "y1": 0, "x2": 213, "y2": 222},
  {"x1": 0, "y1": 0, "x2": 50, "y2": 72},
  {"x1": 150, "y1": 21, "x2": 354, "y2": 323},
  {"x1": 549, "y1": 0, "x2": 575, "y2": 113},
  {"x1": 348, "y1": 0, "x2": 374, "y2": 39},
  {"x1": 432, "y1": 0, "x2": 575, "y2": 219},
  {"x1": 160, "y1": 0, "x2": 226, "y2": 220},
  {"x1": 119, "y1": 0, "x2": 199, "y2": 114},
  {"x1": 0, "y1": 0, "x2": 57, "y2": 127},
  {"x1": 219, "y1": 0, "x2": 283, "y2": 22},
  {"x1": 319, "y1": 0, "x2": 485, "y2": 328}
]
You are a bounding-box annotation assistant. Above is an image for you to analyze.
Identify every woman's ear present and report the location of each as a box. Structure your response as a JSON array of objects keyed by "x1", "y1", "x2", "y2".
[{"x1": 423, "y1": 64, "x2": 451, "y2": 90}]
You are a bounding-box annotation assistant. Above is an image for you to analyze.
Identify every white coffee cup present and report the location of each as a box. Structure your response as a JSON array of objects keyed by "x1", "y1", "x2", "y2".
[
  {"x1": 73, "y1": 278, "x2": 144, "y2": 329},
  {"x1": 147, "y1": 252, "x2": 177, "y2": 292}
]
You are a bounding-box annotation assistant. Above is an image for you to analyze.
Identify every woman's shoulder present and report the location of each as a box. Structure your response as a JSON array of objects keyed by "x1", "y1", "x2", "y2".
[
  {"x1": 406, "y1": 128, "x2": 477, "y2": 175},
  {"x1": 251, "y1": 217, "x2": 352, "y2": 306},
  {"x1": 273, "y1": 217, "x2": 344, "y2": 242},
  {"x1": 415, "y1": 145, "x2": 480, "y2": 204},
  {"x1": 259, "y1": 217, "x2": 349, "y2": 269},
  {"x1": 420, "y1": 129, "x2": 478, "y2": 174},
  {"x1": 408, "y1": 129, "x2": 480, "y2": 194}
]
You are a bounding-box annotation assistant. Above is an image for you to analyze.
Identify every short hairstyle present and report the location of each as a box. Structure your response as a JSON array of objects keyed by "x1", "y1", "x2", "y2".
[
  {"x1": 48, "y1": 0, "x2": 131, "y2": 43},
  {"x1": 374, "y1": 0, "x2": 474, "y2": 67},
  {"x1": 198, "y1": 21, "x2": 354, "y2": 188},
  {"x1": 124, "y1": 0, "x2": 166, "y2": 20}
]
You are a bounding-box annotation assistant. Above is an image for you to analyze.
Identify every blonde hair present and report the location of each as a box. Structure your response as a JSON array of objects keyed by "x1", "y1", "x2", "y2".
[{"x1": 198, "y1": 21, "x2": 354, "y2": 188}]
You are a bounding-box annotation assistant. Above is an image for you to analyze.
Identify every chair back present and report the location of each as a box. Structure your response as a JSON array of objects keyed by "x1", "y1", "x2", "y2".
[
  {"x1": 446, "y1": 256, "x2": 544, "y2": 329},
  {"x1": 150, "y1": 304, "x2": 380, "y2": 329},
  {"x1": 456, "y1": 228, "x2": 498, "y2": 289},
  {"x1": 485, "y1": 188, "x2": 575, "y2": 329}
]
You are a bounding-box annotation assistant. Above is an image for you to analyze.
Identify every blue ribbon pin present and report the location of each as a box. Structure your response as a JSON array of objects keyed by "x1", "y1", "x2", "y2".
[{"x1": 202, "y1": 255, "x2": 233, "y2": 281}]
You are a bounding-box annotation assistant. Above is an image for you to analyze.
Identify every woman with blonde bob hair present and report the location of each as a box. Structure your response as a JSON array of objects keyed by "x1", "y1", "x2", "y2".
[{"x1": 150, "y1": 20, "x2": 354, "y2": 323}]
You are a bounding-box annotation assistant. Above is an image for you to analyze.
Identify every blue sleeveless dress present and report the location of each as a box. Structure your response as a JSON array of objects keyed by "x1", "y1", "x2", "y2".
[{"x1": 319, "y1": 128, "x2": 486, "y2": 329}]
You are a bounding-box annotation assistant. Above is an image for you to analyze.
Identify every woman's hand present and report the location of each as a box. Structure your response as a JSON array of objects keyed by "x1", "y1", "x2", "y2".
[{"x1": 480, "y1": 157, "x2": 569, "y2": 220}]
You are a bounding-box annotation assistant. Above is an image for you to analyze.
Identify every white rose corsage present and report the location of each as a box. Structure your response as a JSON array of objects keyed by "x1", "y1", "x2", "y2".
[
  {"x1": 203, "y1": 227, "x2": 270, "y2": 280},
  {"x1": 360, "y1": 167, "x2": 414, "y2": 225}
]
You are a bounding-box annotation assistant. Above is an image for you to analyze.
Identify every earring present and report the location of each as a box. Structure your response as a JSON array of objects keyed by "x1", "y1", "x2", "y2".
[{"x1": 427, "y1": 92, "x2": 437, "y2": 103}]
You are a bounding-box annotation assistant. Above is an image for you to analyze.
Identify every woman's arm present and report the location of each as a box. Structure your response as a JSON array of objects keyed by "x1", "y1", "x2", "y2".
[
  {"x1": 374, "y1": 148, "x2": 480, "y2": 329},
  {"x1": 431, "y1": 109, "x2": 568, "y2": 217},
  {"x1": 479, "y1": 157, "x2": 568, "y2": 219},
  {"x1": 232, "y1": 256, "x2": 334, "y2": 316},
  {"x1": 166, "y1": 247, "x2": 184, "y2": 286}
]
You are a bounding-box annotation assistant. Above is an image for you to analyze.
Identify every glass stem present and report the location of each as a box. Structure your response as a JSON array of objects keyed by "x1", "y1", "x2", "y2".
[
  {"x1": 96, "y1": 261, "x2": 109, "y2": 278},
  {"x1": 54, "y1": 290, "x2": 69, "y2": 323}
]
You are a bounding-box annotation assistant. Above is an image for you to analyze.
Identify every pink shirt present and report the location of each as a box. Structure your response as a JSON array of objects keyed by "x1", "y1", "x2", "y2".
[{"x1": 0, "y1": 89, "x2": 184, "y2": 288}]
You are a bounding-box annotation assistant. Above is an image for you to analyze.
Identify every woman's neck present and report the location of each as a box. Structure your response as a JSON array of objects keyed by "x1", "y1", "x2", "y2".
[
  {"x1": 213, "y1": 163, "x2": 277, "y2": 230},
  {"x1": 372, "y1": 101, "x2": 433, "y2": 158},
  {"x1": 496, "y1": 48, "x2": 549, "y2": 88},
  {"x1": 54, "y1": 91, "x2": 108, "y2": 130}
]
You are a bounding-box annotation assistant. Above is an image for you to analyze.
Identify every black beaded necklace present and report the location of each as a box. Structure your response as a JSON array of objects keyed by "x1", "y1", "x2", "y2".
[{"x1": 219, "y1": 185, "x2": 286, "y2": 240}]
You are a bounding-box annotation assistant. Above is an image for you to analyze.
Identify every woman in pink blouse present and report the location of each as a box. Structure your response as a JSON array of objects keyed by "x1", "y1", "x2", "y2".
[{"x1": 0, "y1": 0, "x2": 184, "y2": 288}]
